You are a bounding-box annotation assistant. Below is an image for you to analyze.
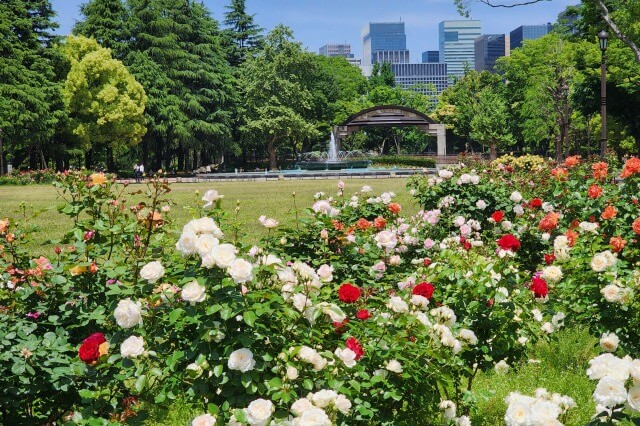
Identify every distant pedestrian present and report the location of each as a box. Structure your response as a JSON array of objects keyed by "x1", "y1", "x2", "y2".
[
  {"x1": 134, "y1": 163, "x2": 140, "y2": 183},
  {"x1": 138, "y1": 162, "x2": 145, "y2": 182}
]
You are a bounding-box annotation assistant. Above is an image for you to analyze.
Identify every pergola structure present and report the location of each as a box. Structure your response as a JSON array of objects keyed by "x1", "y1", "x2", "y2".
[{"x1": 333, "y1": 105, "x2": 447, "y2": 155}]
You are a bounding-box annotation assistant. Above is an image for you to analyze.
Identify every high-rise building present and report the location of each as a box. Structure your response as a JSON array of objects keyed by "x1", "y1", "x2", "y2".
[
  {"x1": 421, "y1": 50, "x2": 440, "y2": 63},
  {"x1": 372, "y1": 50, "x2": 410, "y2": 64},
  {"x1": 391, "y1": 63, "x2": 448, "y2": 95},
  {"x1": 319, "y1": 44, "x2": 352, "y2": 57},
  {"x1": 474, "y1": 34, "x2": 506, "y2": 72},
  {"x1": 509, "y1": 23, "x2": 552, "y2": 50},
  {"x1": 362, "y1": 22, "x2": 408, "y2": 66},
  {"x1": 439, "y1": 20, "x2": 481, "y2": 78}
]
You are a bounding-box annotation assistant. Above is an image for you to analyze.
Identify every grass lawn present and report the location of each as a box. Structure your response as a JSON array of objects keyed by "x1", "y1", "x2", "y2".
[{"x1": 0, "y1": 178, "x2": 419, "y2": 251}]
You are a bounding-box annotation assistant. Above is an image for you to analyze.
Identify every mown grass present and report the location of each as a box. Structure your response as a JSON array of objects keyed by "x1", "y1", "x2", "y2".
[
  {"x1": 0, "y1": 179, "x2": 603, "y2": 424},
  {"x1": 0, "y1": 178, "x2": 418, "y2": 251}
]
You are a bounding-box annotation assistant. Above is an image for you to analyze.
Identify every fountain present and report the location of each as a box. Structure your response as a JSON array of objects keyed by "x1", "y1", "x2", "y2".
[{"x1": 294, "y1": 133, "x2": 371, "y2": 170}]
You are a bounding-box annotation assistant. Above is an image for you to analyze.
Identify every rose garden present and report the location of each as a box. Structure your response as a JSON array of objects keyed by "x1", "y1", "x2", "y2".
[{"x1": 0, "y1": 155, "x2": 639, "y2": 425}]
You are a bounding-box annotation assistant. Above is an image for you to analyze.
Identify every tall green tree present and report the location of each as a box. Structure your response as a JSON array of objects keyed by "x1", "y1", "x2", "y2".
[
  {"x1": 62, "y1": 35, "x2": 147, "y2": 171},
  {"x1": 369, "y1": 62, "x2": 396, "y2": 88},
  {"x1": 74, "y1": 0, "x2": 128, "y2": 57},
  {"x1": 0, "y1": 0, "x2": 64, "y2": 171},
  {"x1": 240, "y1": 25, "x2": 318, "y2": 170},
  {"x1": 223, "y1": 0, "x2": 263, "y2": 66},
  {"x1": 470, "y1": 87, "x2": 515, "y2": 159}
]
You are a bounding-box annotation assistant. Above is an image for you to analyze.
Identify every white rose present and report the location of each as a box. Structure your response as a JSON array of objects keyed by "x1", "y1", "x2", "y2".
[
  {"x1": 411, "y1": 294, "x2": 430, "y2": 309},
  {"x1": 458, "y1": 329, "x2": 478, "y2": 345},
  {"x1": 591, "y1": 254, "x2": 609, "y2": 272},
  {"x1": 176, "y1": 231, "x2": 198, "y2": 255},
  {"x1": 600, "y1": 332, "x2": 619, "y2": 352},
  {"x1": 182, "y1": 280, "x2": 206, "y2": 304},
  {"x1": 211, "y1": 243, "x2": 237, "y2": 268},
  {"x1": 529, "y1": 400, "x2": 560, "y2": 424},
  {"x1": 439, "y1": 400, "x2": 456, "y2": 421},
  {"x1": 292, "y1": 293, "x2": 311, "y2": 312},
  {"x1": 114, "y1": 298, "x2": 143, "y2": 328},
  {"x1": 316, "y1": 264, "x2": 334, "y2": 282},
  {"x1": 510, "y1": 191, "x2": 523, "y2": 203},
  {"x1": 502, "y1": 220, "x2": 513, "y2": 231},
  {"x1": 438, "y1": 169, "x2": 453, "y2": 179},
  {"x1": 291, "y1": 397, "x2": 314, "y2": 416},
  {"x1": 513, "y1": 204, "x2": 524, "y2": 216},
  {"x1": 187, "y1": 217, "x2": 224, "y2": 238},
  {"x1": 387, "y1": 296, "x2": 409, "y2": 313},
  {"x1": 375, "y1": 230, "x2": 398, "y2": 251},
  {"x1": 246, "y1": 398, "x2": 274, "y2": 426},
  {"x1": 388, "y1": 255, "x2": 402, "y2": 266},
  {"x1": 631, "y1": 359, "x2": 640, "y2": 384},
  {"x1": 295, "y1": 407, "x2": 331, "y2": 426},
  {"x1": 601, "y1": 284, "x2": 623, "y2": 303},
  {"x1": 228, "y1": 348, "x2": 256, "y2": 372},
  {"x1": 120, "y1": 335, "x2": 145, "y2": 358},
  {"x1": 312, "y1": 389, "x2": 338, "y2": 408},
  {"x1": 542, "y1": 265, "x2": 563, "y2": 283},
  {"x1": 453, "y1": 216, "x2": 466, "y2": 227},
  {"x1": 505, "y1": 401, "x2": 530, "y2": 426},
  {"x1": 495, "y1": 360, "x2": 510, "y2": 374},
  {"x1": 541, "y1": 322, "x2": 555, "y2": 334},
  {"x1": 312, "y1": 200, "x2": 332, "y2": 215},
  {"x1": 334, "y1": 348, "x2": 357, "y2": 368},
  {"x1": 627, "y1": 385, "x2": 640, "y2": 412},
  {"x1": 476, "y1": 200, "x2": 487, "y2": 210},
  {"x1": 532, "y1": 308, "x2": 543, "y2": 322},
  {"x1": 195, "y1": 234, "x2": 219, "y2": 257},
  {"x1": 456, "y1": 415, "x2": 472, "y2": 426},
  {"x1": 202, "y1": 190, "x2": 223, "y2": 208},
  {"x1": 228, "y1": 258, "x2": 254, "y2": 284},
  {"x1": 593, "y1": 377, "x2": 627, "y2": 408},
  {"x1": 191, "y1": 413, "x2": 216, "y2": 426},
  {"x1": 286, "y1": 366, "x2": 298, "y2": 381},
  {"x1": 334, "y1": 394, "x2": 352, "y2": 415},
  {"x1": 139, "y1": 260, "x2": 165, "y2": 283},
  {"x1": 386, "y1": 359, "x2": 403, "y2": 373},
  {"x1": 258, "y1": 215, "x2": 279, "y2": 228},
  {"x1": 186, "y1": 363, "x2": 203, "y2": 378},
  {"x1": 361, "y1": 185, "x2": 373, "y2": 193}
]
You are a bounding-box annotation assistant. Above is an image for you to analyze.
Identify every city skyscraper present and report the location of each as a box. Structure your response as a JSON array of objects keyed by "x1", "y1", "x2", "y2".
[
  {"x1": 319, "y1": 43, "x2": 361, "y2": 66},
  {"x1": 421, "y1": 50, "x2": 440, "y2": 63},
  {"x1": 391, "y1": 63, "x2": 448, "y2": 95},
  {"x1": 474, "y1": 34, "x2": 507, "y2": 72},
  {"x1": 510, "y1": 23, "x2": 553, "y2": 50},
  {"x1": 362, "y1": 22, "x2": 409, "y2": 66},
  {"x1": 439, "y1": 20, "x2": 481, "y2": 78}
]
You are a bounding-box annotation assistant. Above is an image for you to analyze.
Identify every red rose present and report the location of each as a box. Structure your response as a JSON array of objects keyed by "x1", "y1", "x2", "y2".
[
  {"x1": 345, "y1": 337, "x2": 364, "y2": 360},
  {"x1": 413, "y1": 282, "x2": 435, "y2": 299},
  {"x1": 338, "y1": 283, "x2": 361, "y2": 303},
  {"x1": 388, "y1": 203, "x2": 402, "y2": 215},
  {"x1": 333, "y1": 318, "x2": 349, "y2": 334},
  {"x1": 530, "y1": 277, "x2": 549, "y2": 298},
  {"x1": 530, "y1": 198, "x2": 543, "y2": 208},
  {"x1": 544, "y1": 254, "x2": 556, "y2": 265},
  {"x1": 78, "y1": 332, "x2": 107, "y2": 364},
  {"x1": 373, "y1": 217, "x2": 387, "y2": 229},
  {"x1": 491, "y1": 211, "x2": 504, "y2": 223},
  {"x1": 486, "y1": 299, "x2": 494, "y2": 307},
  {"x1": 496, "y1": 234, "x2": 521, "y2": 252},
  {"x1": 356, "y1": 309, "x2": 371, "y2": 320},
  {"x1": 423, "y1": 258, "x2": 431, "y2": 267}
]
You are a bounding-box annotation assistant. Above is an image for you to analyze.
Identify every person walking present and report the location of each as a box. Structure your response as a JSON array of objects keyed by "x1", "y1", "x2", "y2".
[
  {"x1": 138, "y1": 162, "x2": 145, "y2": 182},
  {"x1": 134, "y1": 163, "x2": 140, "y2": 183}
]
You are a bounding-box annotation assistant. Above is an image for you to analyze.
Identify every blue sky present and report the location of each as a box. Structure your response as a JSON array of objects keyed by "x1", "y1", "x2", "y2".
[{"x1": 51, "y1": 0, "x2": 576, "y2": 61}]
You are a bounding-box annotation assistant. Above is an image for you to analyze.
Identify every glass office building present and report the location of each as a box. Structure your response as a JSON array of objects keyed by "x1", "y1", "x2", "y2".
[
  {"x1": 391, "y1": 63, "x2": 448, "y2": 95},
  {"x1": 362, "y1": 22, "x2": 407, "y2": 65},
  {"x1": 439, "y1": 20, "x2": 481, "y2": 79},
  {"x1": 510, "y1": 24, "x2": 552, "y2": 50},
  {"x1": 474, "y1": 34, "x2": 507, "y2": 72},
  {"x1": 421, "y1": 50, "x2": 440, "y2": 63}
]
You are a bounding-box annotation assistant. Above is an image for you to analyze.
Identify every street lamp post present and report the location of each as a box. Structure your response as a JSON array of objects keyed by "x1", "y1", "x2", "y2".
[{"x1": 598, "y1": 30, "x2": 608, "y2": 158}]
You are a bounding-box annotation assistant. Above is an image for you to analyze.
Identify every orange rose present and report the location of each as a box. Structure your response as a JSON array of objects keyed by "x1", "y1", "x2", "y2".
[
  {"x1": 601, "y1": 205, "x2": 617, "y2": 220},
  {"x1": 373, "y1": 217, "x2": 387, "y2": 229},
  {"x1": 90, "y1": 173, "x2": 107, "y2": 185},
  {"x1": 588, "y1": 184, "x2": 603, "y2": 199},
  {"x1": 0, "y1": 218, "x2": 8, "y2": 234},
  {"x1": 564, "y1": 155, "x2": 581, "y2": 168},
  {"x1": 551, "y1": 168, "x2": 568, "y2": 181},
  {"x1": 332, "y1": 220, "x2": 344, "y2": 231},
  {"x1": 388, "y1": 203, "x2": 402, "y2": 215},
  {"x1": 565, "y1": 229, "x2": 579, "y2": 247},
  {"x1": 538, "y1": 212, "x2": 560, "y2": 232},
  {"x1": 620, "y1": 157, "x2": 640, "y2": 178},
  {"x1": 592, "y1": 162, "x2": 608, "y2": 180},
  {"x1": 610, "y1": 236, "x2": 626, "y2": 253},
  {"x1": 356, "y1": 218, "x2": 371, "y2": 231},
  {"x1": 633, "y1": 217, "x2": 640, "y2": 235}
]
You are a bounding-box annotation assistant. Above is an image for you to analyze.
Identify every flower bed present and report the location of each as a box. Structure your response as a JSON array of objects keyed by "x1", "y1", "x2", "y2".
[{"x1": 0, "y1": 157, "x2": 639, "y2": 424}]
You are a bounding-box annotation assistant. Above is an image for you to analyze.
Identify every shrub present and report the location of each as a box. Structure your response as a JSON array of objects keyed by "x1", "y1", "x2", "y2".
[{"x1": 370, "y1": 156, "x2": 436, "y2": 169}]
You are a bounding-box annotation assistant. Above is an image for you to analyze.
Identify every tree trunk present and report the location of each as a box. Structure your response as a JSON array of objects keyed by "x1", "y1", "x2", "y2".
[
  {"x1": 555, "y1": 133, "x2": 563, "y2": 164},
  {"x1": 106, "y1": 146, "x2": 115, "y2": 172},
  {"x1": 489, "y1": 143, "x2": 497, "y2": 161},
  {"x1": 177, "y1": 144, "x2": 185, "y2": 172},
  {"x1": 267, "y1": 137, "x2": 277, "y2": 171}
]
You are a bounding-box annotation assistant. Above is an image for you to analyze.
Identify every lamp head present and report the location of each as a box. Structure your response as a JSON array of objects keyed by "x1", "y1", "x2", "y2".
[{"x1": 598, "y1": 30, "x2": 608, "y2": 51}]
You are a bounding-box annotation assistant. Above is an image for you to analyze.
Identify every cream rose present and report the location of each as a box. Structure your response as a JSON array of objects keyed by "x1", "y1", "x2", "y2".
[
  {"x1": 114, "y1": 298, "x2": 143, "y2": 328},
  {"x1": 202, "y1": 190, "x2": 223, "y2": 208},
  {"x1": 182, "y1": 281, "x2": 206, "y2": 304},
  {"x1": 334, "y1": 394, "x2": 352, "y2": 415},
  {"x1": 593, "y1": 377, "x2": 627, "y2": 408},
  {"x1": 311, "y1": 389, "x2": 338, "y2": 408},
  {"x1": 195, "y1": 234, "x2": 219, "y2": 257},
  {"x1": 601, "y1": 284, "x2": 623, "y2": 303},
  {"x1": 120, "y1": 335, "x2": 145, "y2": 358},
  {"x1": 295, "y1": 407, "x2": 331, "y2": 426},
  {"x1": 191, "y1": 413, "x2": 216, "y2": 426},
  {"x1": 387, "y1": 296, "x2": 409, "y2": 313},
  {"x1": 600, "y1": 332, "x2": 619, "y2": 352},
  {"x1": 176, "y1": 231, "x2": 198, "y2": 255},
  {"x1": 228, "y1": 348, "x2": 255, "y2": 372},
  {"x1": 227, "y1": 258, "x2": 254, "y2": 284},
  {"x1": 291, "y1": 397, "x2": 313, "y2": 416},
  {"x1": 245, "y1": 398, "x2": 274, "y2": 426},
  {"x1": 334, "y1": 348, "x2": 357, "y2": 368},
  {"x1": 316, "y1": 264, "x2": 334, "y2": 282},
  {"x1": 386, "y1": 359, "x2": 403, "y2": 373},
  {"x1": 374, "y1": 230, "x2": 398, "y2": 251},
  {"x1": 628, "y1": 385, "x2": 640, "y2": 412},
  {"x1": 542, "y1": 265, "x2": 563, "y2": 283},
  {"x1": 591, "y1": 253, "x2": 609, "y2": 272},
  {"x1": 139, "y1": 261, "x2": 165, "y2": 283},
  {"x1": 211, "y1": 243, "x2": 237, "y2": 268}
]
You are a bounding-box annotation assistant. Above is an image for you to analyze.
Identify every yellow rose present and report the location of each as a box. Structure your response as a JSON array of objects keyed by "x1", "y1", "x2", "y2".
[
  {"x1": 70, "y1": 265, "x2": 87, "y2": 276},
  {"x1": 90, "y1": 173, "x2": 107, "y2": 185}
]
